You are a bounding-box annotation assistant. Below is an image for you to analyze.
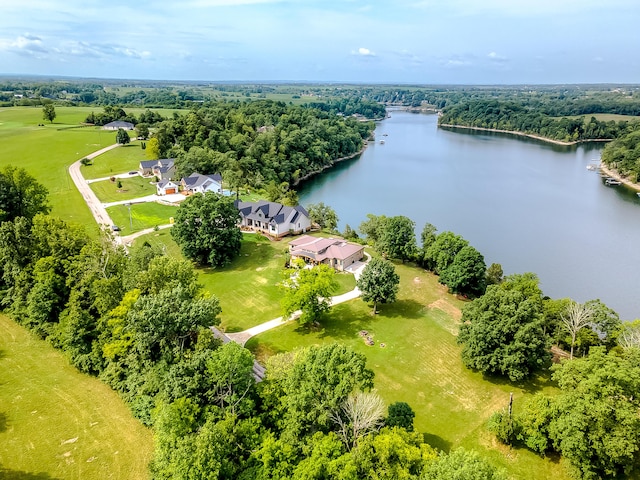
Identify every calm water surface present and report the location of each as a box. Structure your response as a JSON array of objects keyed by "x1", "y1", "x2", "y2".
[{"x1": 299, "y1": 111, "x2": 640, "y2": 320}]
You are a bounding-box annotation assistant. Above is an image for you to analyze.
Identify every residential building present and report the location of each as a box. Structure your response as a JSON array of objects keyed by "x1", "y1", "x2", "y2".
[
  {"x1": 103, "y1": 120, "x2": 134, "y2": 130},
  {"x1": 288, "y1": 235, "x2": 364, "y2": 271},
  {"x1": 236, "y1": 200, "x2": 311, "y2": 238},
  {"x1": 139, "y1": 159, "x2": 175, "y2": 180},
  {"x1": 181, "y1": 172, "x2": 223, "y2": 195}
]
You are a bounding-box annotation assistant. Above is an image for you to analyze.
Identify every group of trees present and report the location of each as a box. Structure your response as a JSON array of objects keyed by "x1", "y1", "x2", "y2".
[
  {"x1": 0, "y1": 170, "x2": 508, "y2": 478},
  {"x1": 358, "y1": 215, "x2": 488, "y2": 297},
  {"x1": 600, "y1": 128, "x2": 640, "y2": 182},
  {"x1": 152, "y1": 100, "x2": 373, "y2": 192},
  {"x1": 490, "y1": 348, "x2": 640, "y2": 479},
  {"x1": 439, "y1": 99, "x2": 640, "y2": 143},
  {"x1": 84, "y1": 105, "x2": 166, "y2": 127}
]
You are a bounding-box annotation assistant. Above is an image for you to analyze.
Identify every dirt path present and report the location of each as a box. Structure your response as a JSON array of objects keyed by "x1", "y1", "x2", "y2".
[{"x1": 68, "y1": 143, "x2": 121, "y2": 237}]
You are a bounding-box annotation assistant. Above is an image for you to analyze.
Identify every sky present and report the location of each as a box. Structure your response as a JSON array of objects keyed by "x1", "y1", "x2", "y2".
[{"x1": 1, "y1": 0, "x2": 639, "y2": 84}]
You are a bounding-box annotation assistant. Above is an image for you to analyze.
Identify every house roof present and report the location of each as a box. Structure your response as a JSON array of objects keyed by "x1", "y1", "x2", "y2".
[
  {"x1": 157, "y1": 180, "x2": 178, "y2": 188},
  {"x1": 181, "y1": 172, "x2": 222, "y2": 189},
  {"x1": 235, "y1": 200, "x2": 309, "y2": 227},
  {"x1": 289, "y1": 235, "x2": 364, "y2": 262},
  {"x1": 104, "y1": 121, "x2": 134, "y2": 129},
  {"x1": 140, "y1": 160, "x2": 158, "y2": 168}
]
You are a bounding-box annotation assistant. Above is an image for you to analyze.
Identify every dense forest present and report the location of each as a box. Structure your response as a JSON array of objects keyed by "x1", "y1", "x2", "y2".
[
  {"x1": 601, "y1": 129, "x2": 640, "y2": 181},
  {"x1": 151, "y1": 100, "x2": 374, "y2": 189}
]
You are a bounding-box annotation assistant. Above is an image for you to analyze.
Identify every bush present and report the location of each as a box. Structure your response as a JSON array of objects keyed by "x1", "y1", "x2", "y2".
[{"x1": 487, "y1": 409, "x2": 516, "y2": 445}]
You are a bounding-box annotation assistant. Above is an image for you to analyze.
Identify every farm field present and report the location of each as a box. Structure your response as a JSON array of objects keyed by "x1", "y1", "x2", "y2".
[{"x1": 0, "y1": 315, "x2": 153, "y2": 479}]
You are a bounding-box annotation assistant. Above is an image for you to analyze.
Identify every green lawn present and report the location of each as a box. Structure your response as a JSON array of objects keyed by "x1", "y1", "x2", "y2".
[
  {"x1": 91, "y1": 176, "x2": 156, "y2": 203},
  {"x1": 81, "y1": 142, "x2": 147, "y2": 180},
  {"x1": 108, "y1": 202, "x2": 178, "y2": 234},
  {"x1": 0, "y1": 315, "x2": 153, "y2": 479},
  {"x1": 246, "y1": 261, "x2": 571, "y2": 480},
  {"x1": 0, "y1": 106, "x2": 184, "y2": 229}
]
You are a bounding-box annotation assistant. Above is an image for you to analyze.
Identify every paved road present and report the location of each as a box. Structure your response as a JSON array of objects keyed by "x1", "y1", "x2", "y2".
[
  {"x1": 226, "y1": 253, "x2": 371, "y2": 346},
  {"x1": 68, "y1": 143, "x2": 121, "y2": 236}
]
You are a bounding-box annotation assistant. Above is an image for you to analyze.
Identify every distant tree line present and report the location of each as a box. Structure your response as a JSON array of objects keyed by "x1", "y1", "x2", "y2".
[{"x1": 439, "y1": 99, "x2": 640, "y2": 142}]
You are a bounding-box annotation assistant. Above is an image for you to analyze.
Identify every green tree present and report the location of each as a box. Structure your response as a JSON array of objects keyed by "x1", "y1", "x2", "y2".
[
  {"x1": 342, "y1": 224, "x2": 359, "y2": 241},
  {"x1": 146, "y1": 137, "x2": 160, "y2": 159},
  {"x1": 0, "y1": 165, "x2": 50, "y2": 222},
  {"x1": 135, "y1": 122, "x2": 150, "y2": 139},
  {"x1": 42, "y1": 103, "x2": 56, "y2": 123},
  {"x1": 423, "y1": 448, "x2": 507, "y2": 480},
  {"x1": 485, "y1": 263, "x2": 504, "y2": 286},
  {"x1": 207, "y1": 341, "x2": 256, "y2": 415},
  {"x1": 116, "y1": 127, "x2": 131, "y2": 145},
  {"x1": 171, "y1": 192, "x2": 242, "y2": 267},
  {"x1": 356, "y1": 257, "x2": 400, "y2": 314},
  {"x1": 424, "y1": 231, "x2": 468, "y2": 274},
  {"x1": 377, "y1": 216, "x2": 417, "y2": 262},
  {"x1": 457, "y1": 273, "x2": 550, "y2": 381},
  {"x1": 386, "y1": 401, "x2": 415, "y2": 432},
  {"x1": 439, "y1": 245, "x2": 487, "y2": 296},
  {"x1": 359, "y1": 214, "x2": 388, "y2": 244},
  {"x1": 281, "y1": 263, "x2": 339, "y2": 326},
  {"x1": 307, "y1": 202, "x2": 339, "y2": 230},
  {"x1": 544, "y1": 348, "x2": 640, "y2": 479}
]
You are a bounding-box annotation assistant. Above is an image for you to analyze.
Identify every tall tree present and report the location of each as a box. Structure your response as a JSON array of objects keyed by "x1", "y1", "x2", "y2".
[
  {"x1": 281, "y1": 262, "x2": 339, "y2": 326},
  {"x1": 0, "y1": 165, "x2": 50, "y2": 222},
  {"x1": 561, "y1": 301, "x2": 594, "y2": 359},
  {"x1": 377, "y1": 215, "x2": 417, "y2": 262},
  {"x1": 329, "y1": 391, "x2": 386, "y2": 450},
  {"x1": 42, "y1": 103, "x2": 56, "y2": 123},
  {"x1": 307, "y1": 202, "x2": 339, "y2": 230},
  {"x1": 458, "y1": 273, "x2": 550, "y2": 381},
  {"x1": 439, "y1": 245, "x2": 487, "y2": 296},
  {"x1": 424, "y1": 231, "x2": 468, "y2": 274},
  {"x1": 171, "y1": 192, "x2": 242, "y2": 267},
  {"x1": 116, "y1": 127, "x2": 131, "y2": 145},
  {"x1": 356, "y1": 257, "x2": 400, "y2": 314}
]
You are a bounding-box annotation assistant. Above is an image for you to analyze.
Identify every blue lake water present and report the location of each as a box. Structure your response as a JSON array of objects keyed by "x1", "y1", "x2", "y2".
[{"x1": 299, "y1": 110, "x2": 640, "y2": 320}]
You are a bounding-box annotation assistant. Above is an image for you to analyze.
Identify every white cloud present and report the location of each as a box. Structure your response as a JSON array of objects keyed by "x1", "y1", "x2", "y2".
[
  {"x1": 353, "y1": 47, "x2": 375, "y2": 56},
  {"x1": 487, "y1": 51, "x2": 508, "y2": 62},
  {"x1": 0, "y1": 34, "x2": 48, "y2": 57}
]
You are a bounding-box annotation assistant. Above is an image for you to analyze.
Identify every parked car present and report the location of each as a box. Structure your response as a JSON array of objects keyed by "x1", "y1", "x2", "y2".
[
  {"x1": 129, "y1": 171, "x2": 138, "y2": 175},
  {"x1": 111, "y1": 225, "x2": 121, "y2": 232}
]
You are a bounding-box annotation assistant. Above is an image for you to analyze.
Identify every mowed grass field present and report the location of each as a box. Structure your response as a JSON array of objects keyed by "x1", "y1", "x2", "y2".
[
  {"x1": 247, "y1": 261, "x2": 570, "y2": 480},
  {"x1": 108, "y1": 202, "x2": 178, "y2": 234},
  {"x1": 0, "y1": 315, "x2": 153, "y2": 480},
  {"x1": 133, "y1": 233, "x2": 356, "y2": 332},
  {"x1": 131, "y1": 228, "x2": 570, "y2": 478},
  {"x1": 90, "y1": 176, "x2": 156, "y2": 203},
  {"x1": 0, "y1": 106, "x2": 181, "y2": 229}
]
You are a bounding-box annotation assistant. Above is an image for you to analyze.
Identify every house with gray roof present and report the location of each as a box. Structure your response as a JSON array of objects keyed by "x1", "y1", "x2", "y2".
[
  {"x1": 103, "y1": 120, "x2": 134, "y2": 130},
  {"x1": 235, "y1": 200, "x2": 311, "y2": 238},
  {"x1": 156, "y1": 180, "x2": 180, "y2": 196},
  {"x1": 288, "y1": 235, "x2": 364, "y2": 271},
  {"x1": 139, "y1": 159, "x2": 175, "y2": 180},
  {"x1": 181, "y1": 172, "x2": 223, "y2": 195}
]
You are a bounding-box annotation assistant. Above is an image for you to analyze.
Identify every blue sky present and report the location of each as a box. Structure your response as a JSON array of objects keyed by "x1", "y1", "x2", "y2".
[{"x1": 1, "y1": 0, "x2": 638, "y2": 84}]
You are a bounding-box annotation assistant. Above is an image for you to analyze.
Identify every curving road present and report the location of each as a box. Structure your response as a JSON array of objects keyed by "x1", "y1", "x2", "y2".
[{"x1": 68, "y1": 143, "x2": 121, "y2": 238}]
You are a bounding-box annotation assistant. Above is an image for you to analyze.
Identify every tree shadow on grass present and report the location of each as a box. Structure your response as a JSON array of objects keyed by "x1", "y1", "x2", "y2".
[
  {"x1": 0, "y1": 468, "x2": 61, "y2": 480},
  {"x1": 0, "y1": 412, "x2": 7, "y2": 433},
  {"x1": 422, "y1": 432, "x2": 452, "y2": 453},
  {"x1": 479, "y1": 369, "x2": 557, "y2": 395},
  {"x1": 377, "y1": 299, "x2": 428, "y2": 320}
]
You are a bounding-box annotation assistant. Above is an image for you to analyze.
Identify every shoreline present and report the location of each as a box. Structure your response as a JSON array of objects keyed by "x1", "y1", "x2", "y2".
[
  {"x1": 293, "y1": 142, "x2": 368, "y2": 186},
  {"x1": 599, "y1": 164, "x2": 640, "y2": 192},
  {"x1": 438, "y1": 123, "x2": 612, "y2": 146}
]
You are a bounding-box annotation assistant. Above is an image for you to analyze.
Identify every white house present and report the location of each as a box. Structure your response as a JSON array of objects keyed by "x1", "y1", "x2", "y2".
[
  {"x1": 235, "y1": 200, "x2": 311, "y2": 238},
  {"x1": 139, "y1": 159, "x2": 176, "y2": 180},
  {"x1": 156, "y1": 180, "x2": 179, "y2": 196},
  {"x1": 103, "y1": 121, "x2": 134, "y2": 130},
  {"x1": 181, "y1": 172, "x2": 223, "y2": 195}
]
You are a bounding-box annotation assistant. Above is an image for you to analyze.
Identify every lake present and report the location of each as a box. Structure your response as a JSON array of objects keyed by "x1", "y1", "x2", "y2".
[{"x1": 299, "y1": 111, "x2": 640, "y2": 320}]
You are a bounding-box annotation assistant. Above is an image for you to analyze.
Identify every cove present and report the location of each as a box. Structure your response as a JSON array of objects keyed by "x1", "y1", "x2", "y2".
[{"x1": 299, "y1": 110, "x2": 640, "y2": 320}]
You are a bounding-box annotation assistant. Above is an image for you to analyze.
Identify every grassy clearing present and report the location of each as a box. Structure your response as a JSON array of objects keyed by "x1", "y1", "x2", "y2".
[
  {"x1": 81, "y1": 142, "x2": 147, "y2": 180},
  {"x1": 131, "y1": 232, "x2": 356, "y2": 332},
  {"x1": 0, "y1": 314, "x2": 153, "y2": 479},
  {"x1": 246, "y1": 260, "x2": 570, "y2": 480},
  {"x1": 91, "y1": 176, "x2": 156, "y2": 203},
  {"x1": 108, "y1": 202, "x2": 178, "y2": 234}
]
